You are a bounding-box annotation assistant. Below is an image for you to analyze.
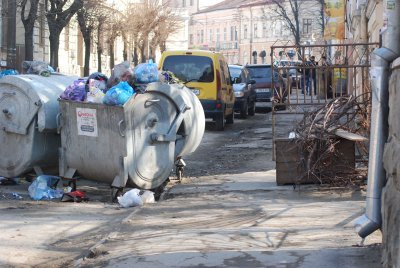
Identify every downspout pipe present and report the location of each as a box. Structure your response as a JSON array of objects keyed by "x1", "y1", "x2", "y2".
[{"x1": 354, "y1": 0, "x2": 400, "y2": 238}]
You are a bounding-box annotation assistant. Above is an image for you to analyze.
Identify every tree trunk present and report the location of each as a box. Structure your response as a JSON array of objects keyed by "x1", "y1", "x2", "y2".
[
  {"x1": 83, "y1": 37, "x2": 91, "y2": 76},
  {"x1": 122, "y1": 34, "x2": 128, "y2": 61},
  {"x1": 109, "y1": 39, "x2": 115, "y2": 70},
  {"x1": 49, "y1": 32, "x2": 60, "y2": 69},
  {"x1": 24, "y1": 29, "x2": 34, "y2": 61},
  {"x1": 159, "y1": 41, "x2": 166, "y2": 54},
  {"x1": 97, "y1": 22, "x2": 103, "y2": 72},
  {"x1": 97, "y1": 47, "x2": 103, "y2": 72}
]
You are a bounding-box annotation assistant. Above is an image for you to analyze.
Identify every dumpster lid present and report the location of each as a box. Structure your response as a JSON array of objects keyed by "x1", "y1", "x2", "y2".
[{"x1": 0, "y1": 80, "x2": 41, "y2": 135}]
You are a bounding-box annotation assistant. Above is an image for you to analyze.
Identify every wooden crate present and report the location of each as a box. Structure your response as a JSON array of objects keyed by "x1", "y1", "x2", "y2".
[{"x1": 275, "y1": 138, "x2": 355, "y2": 185}]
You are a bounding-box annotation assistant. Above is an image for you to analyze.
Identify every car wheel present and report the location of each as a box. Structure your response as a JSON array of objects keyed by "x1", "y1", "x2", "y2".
[
  {"x1": 248, "y1": 101, "x2": 256, "y2": 116},
  {"x1": 215, "y1": 113, "x2": 225, "y2": 131},
  {"x1": 226, "y1": 109, "x2": 234, "y2": 124},
  {"x1": 240, "y1": 101, "x2": 248, "y2": 119}
]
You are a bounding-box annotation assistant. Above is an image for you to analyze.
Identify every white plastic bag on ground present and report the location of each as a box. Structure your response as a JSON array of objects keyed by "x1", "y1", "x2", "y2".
[
  {"x1": 117, "y1": 189, "x2": 143, "y2": 208},
  {"x1": 140, "y1": 190, "x2": 155, "y2": 204}
]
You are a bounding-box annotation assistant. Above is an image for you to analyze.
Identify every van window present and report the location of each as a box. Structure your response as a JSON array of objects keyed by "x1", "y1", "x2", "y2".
[{"x1": 162, "y1": 55, "x2": 214, "y2": 83}]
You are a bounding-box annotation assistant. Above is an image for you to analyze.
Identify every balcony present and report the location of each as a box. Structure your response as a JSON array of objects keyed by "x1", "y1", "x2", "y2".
[{"x1": 215, "y1": 42, "x2": 239, "y2": 51}]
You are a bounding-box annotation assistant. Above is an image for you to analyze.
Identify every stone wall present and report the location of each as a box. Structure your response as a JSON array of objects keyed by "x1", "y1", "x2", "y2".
[{"x1": 382, "y1": 58, "x2": 400, "y2": 268}]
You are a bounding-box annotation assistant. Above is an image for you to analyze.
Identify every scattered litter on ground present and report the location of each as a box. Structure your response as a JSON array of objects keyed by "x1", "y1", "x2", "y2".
[
  {"x1": 117, "y1": 189, "x2": 156, "y2": 208},
  {"x1": 28, "y1": 175, "x2": 64, "y2": 200}
]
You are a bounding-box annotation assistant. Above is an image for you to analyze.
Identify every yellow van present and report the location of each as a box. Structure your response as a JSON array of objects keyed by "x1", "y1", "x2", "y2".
[{"x1": 159, "y1": 50, "x2": 235, "y2": 130}]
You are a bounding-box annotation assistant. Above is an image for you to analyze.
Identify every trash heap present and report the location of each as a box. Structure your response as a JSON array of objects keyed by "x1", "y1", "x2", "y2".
[
  {"x1": 59, "y1": 60, "x2": 173, "y2": 106},
  {"x1": 291, "y1": 94, "x2": 371, "y2": 186}
]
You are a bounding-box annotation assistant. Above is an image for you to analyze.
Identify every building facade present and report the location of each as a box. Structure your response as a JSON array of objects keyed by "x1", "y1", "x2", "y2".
[{"x1": 188, "y1": 0, "x2": 324, "y2": 65}]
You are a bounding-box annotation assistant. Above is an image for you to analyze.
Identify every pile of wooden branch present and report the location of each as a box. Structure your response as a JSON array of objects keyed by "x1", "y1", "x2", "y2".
[{"x1": 293, "y1": 93, "x2": 371, "y2": 186}]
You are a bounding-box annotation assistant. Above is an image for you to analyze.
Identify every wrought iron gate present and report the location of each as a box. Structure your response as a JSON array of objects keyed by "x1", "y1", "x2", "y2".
[{"x1": 270, "y1": 42, "x2": 379, "y2": 160}]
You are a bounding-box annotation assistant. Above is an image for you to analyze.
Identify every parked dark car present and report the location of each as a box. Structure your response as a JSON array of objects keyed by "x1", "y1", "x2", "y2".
[
  {"x1": 246, "y1": 64, "x2": 288, "y2": 109},
  {"x1": 228, "y1": 64, "x2": 256, "y2": 118}
]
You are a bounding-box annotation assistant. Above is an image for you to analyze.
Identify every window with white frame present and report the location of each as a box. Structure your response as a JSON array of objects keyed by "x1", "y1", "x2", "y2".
[
  {"x1": 254, "y1": 23, "x2": 258, "y2": 38},
  {"x1": 262, "y1": 22, "x2": 267, "y2": 38},
  {"x1": 244, "y1": 24, "x2": 248, "y2": 39},
  {"x1": 209, "y1": 29, "x2": 213, "y2": 42}
]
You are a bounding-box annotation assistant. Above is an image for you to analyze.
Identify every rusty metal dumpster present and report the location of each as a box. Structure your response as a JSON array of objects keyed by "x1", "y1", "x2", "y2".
[
  {"x1": 0, "y1": 74, "x2": 77, "y2": 178},
  {"x1": 58, "y1": 82, "x2": 205, "y2": 190}
]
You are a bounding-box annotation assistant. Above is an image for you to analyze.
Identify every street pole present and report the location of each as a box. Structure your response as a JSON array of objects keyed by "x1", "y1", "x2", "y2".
[{"x1": 6, "y1": 0, "x2": 16, "y2": 70}]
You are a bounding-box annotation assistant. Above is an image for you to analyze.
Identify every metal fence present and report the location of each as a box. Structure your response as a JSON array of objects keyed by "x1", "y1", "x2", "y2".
[{"x1": 270, "y1": 42, "x2": 379, "y2": 160}]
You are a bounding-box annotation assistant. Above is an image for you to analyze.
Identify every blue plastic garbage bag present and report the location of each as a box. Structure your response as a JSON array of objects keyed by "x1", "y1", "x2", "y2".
[
  {"x1": 103, "y1": 81, "x2": 135, "y2": 106},
  {"x1": 60, "y1": 78, "x2": 87, "y2": 102},
  {"x1": 0, "y1": 69, "x2": 19, "y2": 78},
  {"x1": 28, "y1": 175, "x2": 64, "y2": 201},
  {"x1": 134, "y1": 59, "x2": 159, "y2": 83}
]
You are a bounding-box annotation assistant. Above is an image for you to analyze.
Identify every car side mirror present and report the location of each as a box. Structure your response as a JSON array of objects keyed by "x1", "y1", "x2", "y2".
[{"x1": 249, "y1": 79, "x2": 256, "y2": 84}]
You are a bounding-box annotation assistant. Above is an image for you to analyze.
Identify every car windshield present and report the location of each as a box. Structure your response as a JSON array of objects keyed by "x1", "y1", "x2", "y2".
[
  {"x1": 229, "y1": 67, "x2": 241, "y2": 79},
  {"x1": 162, "y1": 55, "x2": 214, "y2": 83},
  {"x1": 247, "y1": 67, "x2": 272, "y2": 79}
]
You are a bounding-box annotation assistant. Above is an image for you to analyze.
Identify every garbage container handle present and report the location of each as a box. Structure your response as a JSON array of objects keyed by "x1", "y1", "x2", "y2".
[
  {"x1": 56, "y1": 113, "x2": 62, "y2": 134},
  {"x1": 118, "y1": 120, "x2": 125, "y2": 137},
  {"x1": 145, "y1": 99, "x2": 160, "y2": 106}
]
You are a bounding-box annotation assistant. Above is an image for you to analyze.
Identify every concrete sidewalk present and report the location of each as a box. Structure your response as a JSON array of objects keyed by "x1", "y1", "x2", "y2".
[{"x1": 80, "y1": 171, "x2": 382, "y2": 268}]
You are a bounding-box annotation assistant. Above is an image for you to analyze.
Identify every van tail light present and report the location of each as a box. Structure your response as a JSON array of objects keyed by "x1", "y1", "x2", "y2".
[{"x1": 216, "y1": 69, "x2": 222, "y2": 100}]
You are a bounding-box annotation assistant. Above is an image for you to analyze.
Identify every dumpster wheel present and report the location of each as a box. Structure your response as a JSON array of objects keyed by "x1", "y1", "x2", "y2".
[
  {"x1": 111, "y1": 187, "x2": 124, "y2": 202},
  {"x1": 175, "y1": 158, "x2": 186, "y2": 181},
  {"x1": 176, "y1": 167, "x2": 184, "y2": 181}
]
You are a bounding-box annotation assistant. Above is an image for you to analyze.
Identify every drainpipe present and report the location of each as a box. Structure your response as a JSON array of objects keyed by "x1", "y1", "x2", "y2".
[{"x1": 354, "y1": 0, "x2": 400, "y2": 238}]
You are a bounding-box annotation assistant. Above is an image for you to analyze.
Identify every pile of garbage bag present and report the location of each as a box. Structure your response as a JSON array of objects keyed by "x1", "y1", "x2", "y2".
[{"x1": 60, "y1": 60, "x2": 189, "y2": 106}]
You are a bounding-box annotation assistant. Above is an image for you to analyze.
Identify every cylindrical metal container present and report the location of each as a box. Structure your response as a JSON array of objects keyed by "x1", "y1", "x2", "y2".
[
  {"x1": 0, "y1": 74, "x2": 77, "y2": 177},
  {"x1": 59, "y1": 82, "x2": 205, "y2": 189}
]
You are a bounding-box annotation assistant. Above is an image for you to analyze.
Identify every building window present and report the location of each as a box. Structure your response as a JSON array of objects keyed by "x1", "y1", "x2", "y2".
[
  {"x1": 223, "y1": 28, "x2": 227, "y2": 41},
  {"x1": 189, "y1": 34, "x2": 194, "y2": 45},
  {"x1": 216, "y1": 28, "x2": 220, "y2": 42},
  {"x1": 182, "y1": 0, "x2": 185, "y2": 7},
  {"x1": 64, "y1": 23, "x2": 70, "y2": 50},
  {"x1": 234, "y1": 26, "x2": 238, "y2": 41},
  {"x1": 303, "y1": 18, "x2": 312, "y2": 34},
  {"x1": 244, "y1": 24, "x2": 248, "y2": 39},
  {"x1": 209, "y1": 29, "x2": 213, "y2": 42},
  {"x1": 197, "y1": 30, "x2": 200, "y2": 44},
  {"x1": 190, "y1": 0, "x2": 193, "y2": 6},
  {"x1": 201, "y1": 29, "x2": 204, "y2": 43},
  {"x1": 39, "y1": 3, "x2": 46, "y2": 46},
  {"x1": 273, "y1": 21, "x2": 282, "y2": 37},
  {"x1": 262, "y1": 22, "x2": 267, "y2": 38},
  {"x1": 230, "y1": 26, "x2": 234, "y2": 41},
  {"x1": 254, "y1": 23, "x2": 258, "y2": 38}
]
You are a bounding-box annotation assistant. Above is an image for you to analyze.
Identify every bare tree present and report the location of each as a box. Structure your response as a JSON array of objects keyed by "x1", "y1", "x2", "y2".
[
  {"x1": 20, "y1": 0, "x2": 40, "y2": 61},
  {"x1": 45, "y1": 0, "x2": 83, "y2": 69},
  {"x1": 125, "y1": 0, "x2": 181, "y2": 63},
  {"x1": 77, "y1": 0, "x2": 108, "y2": 76},
  {"x1": 265, "y1": 0, "x2": 325, "y2": 57},
  {"x1": 270, "y1": 0, "x2": 302, "y2": 46}
]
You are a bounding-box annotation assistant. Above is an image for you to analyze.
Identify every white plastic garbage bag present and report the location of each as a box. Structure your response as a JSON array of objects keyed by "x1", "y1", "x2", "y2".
[
  {"x1": 140, "y1": 190, "x2": 155, "y2": 204},
  {"x1": 117, "y1": 188, "x2": 143, "y2": 208}
]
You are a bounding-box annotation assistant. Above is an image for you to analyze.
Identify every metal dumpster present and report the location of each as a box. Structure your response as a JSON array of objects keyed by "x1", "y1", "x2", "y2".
[
  {"x1": 0, "y1": 74, "x2": 77, "y2": 178},
  {"x1": 58, "y1": 82, "x2": 205, "y2": 190}
]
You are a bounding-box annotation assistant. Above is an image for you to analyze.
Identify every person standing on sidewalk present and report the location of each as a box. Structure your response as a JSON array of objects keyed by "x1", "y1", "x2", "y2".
[
  {"x1": 310, "y1": 56, "x2": 318, "y2": 95},
  {"x1": 301, "y1": 59, "x2": 311, "y2": 95}
]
